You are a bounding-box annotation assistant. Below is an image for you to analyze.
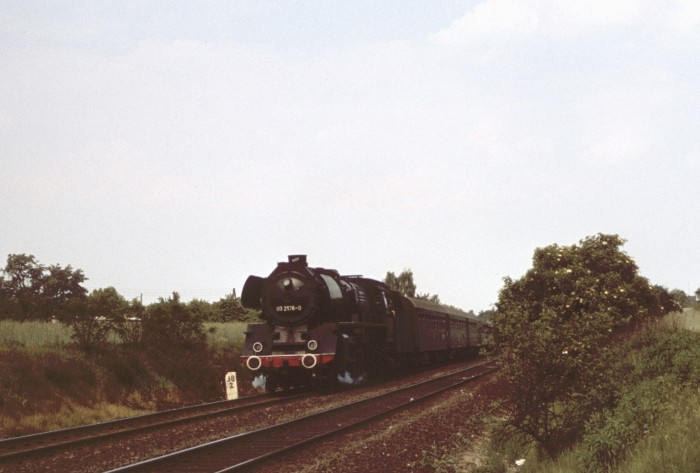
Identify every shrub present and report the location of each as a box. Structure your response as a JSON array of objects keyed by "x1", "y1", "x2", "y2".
[
  {"x1": 579, "y1": 378, "x2": 671, "y2": 472},
  {"x1": 492, "y1": 234, "x2": 673, "y2": 456},
  {"x1": 142, "y1": 292, "x2": 206, "y2": 351}
]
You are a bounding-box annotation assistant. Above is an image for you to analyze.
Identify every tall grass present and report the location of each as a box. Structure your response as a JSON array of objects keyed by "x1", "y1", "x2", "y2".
[
  {"x1": 204, "y1": 322, "x2": 247, "y2": 349},
  {"x1": 529, "y1": 388, "x2": 700, "y2": 473},
  {"x1": 0, "y1": 320, "x2": 73, "y2": 346},
  {"x1": 0, "y1": 320, "x2": 250, "y2": 348},
  {"x1": 616, "y1": 388, "x2": 700, "y2": 473},
  {"x1": 665, "y1": 308, "x2": 700, "y2": 332}
]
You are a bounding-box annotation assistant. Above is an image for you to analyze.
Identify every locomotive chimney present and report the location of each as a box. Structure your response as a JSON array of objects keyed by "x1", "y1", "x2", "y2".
[{"x1": 288, "y1": 255, "x2": 308, "y2": 265}]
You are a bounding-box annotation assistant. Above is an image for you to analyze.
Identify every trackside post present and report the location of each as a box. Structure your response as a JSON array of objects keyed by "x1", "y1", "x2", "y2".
[{"x1": 225, "y1": 372, "x2": 239, "y2": 400}]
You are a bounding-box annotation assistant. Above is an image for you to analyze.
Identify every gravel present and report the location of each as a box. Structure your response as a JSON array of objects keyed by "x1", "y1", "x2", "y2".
[{"x1": 3, "y1": 360, "x2": 502, "y2": 473}]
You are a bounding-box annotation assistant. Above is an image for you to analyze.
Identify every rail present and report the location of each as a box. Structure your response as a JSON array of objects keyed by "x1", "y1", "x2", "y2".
[{"x1": 107, "y1": 360, "x2": 499, "y2": 472}]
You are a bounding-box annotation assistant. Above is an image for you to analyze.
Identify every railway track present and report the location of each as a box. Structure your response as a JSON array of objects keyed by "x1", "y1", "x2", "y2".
[
  {"x1": 107, "y1": 360, "x2": 498, "y2": 473},
  {"x1": 0, "y1": 391, "x2": 305, "y2": 466}
]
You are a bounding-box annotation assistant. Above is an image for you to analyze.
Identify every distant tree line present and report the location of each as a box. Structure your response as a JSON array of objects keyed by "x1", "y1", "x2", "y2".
[{"x1": 0, "y1": 254, "x2": 258, "y2": 351}]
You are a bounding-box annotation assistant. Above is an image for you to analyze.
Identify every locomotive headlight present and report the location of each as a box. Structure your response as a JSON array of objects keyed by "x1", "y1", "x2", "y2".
[
  {"x1": 307, "y1": 339, "x2": 318, "y2": 351},
  {"x1": 301, "y1": 354, "x2": 317, "y2": 369},
  {"x1": 246, "y1": 356, "x2": 262, "y2": 371},
  {"x1": 252, "y1": 342, "x2": 264, "y2": 353}
]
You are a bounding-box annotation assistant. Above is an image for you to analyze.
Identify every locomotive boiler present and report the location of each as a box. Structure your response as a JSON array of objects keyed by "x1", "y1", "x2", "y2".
[{"x1": 240, "y1": 255, "x2": 490, "y2": 391}]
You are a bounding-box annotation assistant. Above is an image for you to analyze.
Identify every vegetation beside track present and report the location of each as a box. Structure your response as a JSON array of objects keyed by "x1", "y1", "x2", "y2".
[
  {"x1": 424, "y1": 311, "x2": 700, "y2": 473},
  {"x1": 0, "y1": 321, "x2": 250, "y2": 438},
  {"x1": 418, "y1": 234, "x2": 699, "y2": 472}
]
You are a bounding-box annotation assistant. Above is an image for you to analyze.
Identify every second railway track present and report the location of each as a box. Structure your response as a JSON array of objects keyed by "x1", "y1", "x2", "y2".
[
  {"x1": 0, "y1": 391, "x2": 304, "y2": 466},
  {"x1": 108, "y1": 360, "x2": 498, "y2": 473}
]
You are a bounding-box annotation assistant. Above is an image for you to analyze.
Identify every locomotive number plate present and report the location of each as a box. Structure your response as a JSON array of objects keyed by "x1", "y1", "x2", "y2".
[{"x1": 276, "y1": 305, "x2": 303, "y2": 312}]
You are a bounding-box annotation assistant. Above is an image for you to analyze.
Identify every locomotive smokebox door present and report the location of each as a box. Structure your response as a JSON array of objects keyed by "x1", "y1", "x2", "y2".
[{"x1": 242, "y1": 275, "x2": 265, "y2": 308}]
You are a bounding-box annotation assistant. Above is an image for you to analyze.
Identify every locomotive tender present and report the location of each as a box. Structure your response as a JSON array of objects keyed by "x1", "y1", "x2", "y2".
[{"x1": 241, "y1": 255, "x2": 491, "y2": 391}]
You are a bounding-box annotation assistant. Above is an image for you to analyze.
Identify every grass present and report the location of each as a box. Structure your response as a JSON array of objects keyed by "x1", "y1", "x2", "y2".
[
  {"x1": 1, "y1": 401, "x2": 150, "y2": 435},
  {"x1": 528, "y1": 388, "x2": 700, "y2": 473},
  {"x1": 616, "y1": 388, "x2": 700, "y2": 473},
  {"x1": 666, "y1": 308, "x2": 700, "y2": 332},
  {"x1": 0, "y1": 320, "x2": 73, "y2": 346},
  {"x1": 0, "y1": 320, "x2": 252, "y2": 438},
  {"x1": 204, "y1": 321, "x2": 248, "y2": 349},
  {"x1": 443, "y1": 311, "x2": 700, "y2": 473},
  {"x1": 0, "y1": 320, "x2": 249, "y2": 348}
]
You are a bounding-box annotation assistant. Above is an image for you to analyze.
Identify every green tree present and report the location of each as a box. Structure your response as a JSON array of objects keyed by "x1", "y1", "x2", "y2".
[
  {"x1": 0, "y1": 254, "x2": 88, "y2": 320},
  {"x1": 40, "y1": 264, "x2": 88, "y2": 320},
  {"x1": 384, "y1": 269, "x2": 440, "y2": 303},
  {"x1": 86, "y1": 287, "x2": 129, "y2": 319},
  {"x1": 142, "y1": 292, "x2": 206, "y2": 350},
  {"x1": 0, "y1": 254, "x2": 45, "y2": 319},
  {"x1": 187, "y1": 298, "x2": 218, "y2": 321},
  {"x1": 492, "y1": 234, "x2": 672, "y2": 456},
  {"x1": 213, "y1": 292, "x2": 253, "y2": 322},
  {"x1": 670, "y1": 289, "x2": 690, "y2": 308},
  {"x1": 384, "y1": 269, "x2": 417, "y2": 297},
  {"x1": 70, "y1": 287, "x2": 127, "y2": 351}
]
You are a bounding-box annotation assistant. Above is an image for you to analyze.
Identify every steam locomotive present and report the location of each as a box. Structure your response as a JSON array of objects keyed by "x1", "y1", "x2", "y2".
[{"x1": 240, "y1": 255, "x2": 491, "y2": 391}]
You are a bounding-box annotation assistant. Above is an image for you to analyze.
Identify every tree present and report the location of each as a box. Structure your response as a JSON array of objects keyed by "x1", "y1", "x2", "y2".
[
  {"x1": 39, "y1": 264, "x2": 88, "y2": 320},
  {"x1": 142, "y1": 292, "x2": 206, "y2": 350},
  {"x1": 187, "y1": 298, "x2": 218, "y2": 321},
  {"x1": 0, "y1": 254, "x2": 45, "y2": 319},
  {"x1": 670, "y1": 289, "x2": 690, "y2": 308},
  {"x1": 85, "y1": 287, "x2": 129, "y2": 320},
  {"x1": 70, "y1": 287, "x2": 126, "y2": 351},
  {"x1": 213, "y1": 292, "x2": 254, "y2": 322},
  {"x1": 0, "y1": 254, "x2": 88, "y2": 320},
  {"x1": 384, "y1": 269, "x2": 440, "y2": 303},
  {"x1": 492, "y1": 234, "x2": 673, "y2": 456},
  {"x1": 384, "y1": 269, "x2": 417, "y2": 297}
]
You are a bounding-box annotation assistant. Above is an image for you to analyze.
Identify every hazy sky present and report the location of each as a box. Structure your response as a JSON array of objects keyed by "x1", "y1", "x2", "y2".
[{"x1": 2, "y1": 1, "x2": 699, "y2": 311}]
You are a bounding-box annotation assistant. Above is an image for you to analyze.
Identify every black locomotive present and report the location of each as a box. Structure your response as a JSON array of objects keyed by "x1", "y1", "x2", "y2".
[{"x1": 241, "y1": 255, "x2": 491, "y2": 391}]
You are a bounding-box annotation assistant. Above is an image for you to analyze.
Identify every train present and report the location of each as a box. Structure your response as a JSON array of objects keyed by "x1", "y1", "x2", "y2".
[{"x1": 240, "y1": 255, "x2": 491, "y2": 391}]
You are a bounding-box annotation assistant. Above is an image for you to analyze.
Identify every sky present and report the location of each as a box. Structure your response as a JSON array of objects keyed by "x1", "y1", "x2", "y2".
[{"x1": 1, "y1": 0, "x2": 699, "y2": 311}]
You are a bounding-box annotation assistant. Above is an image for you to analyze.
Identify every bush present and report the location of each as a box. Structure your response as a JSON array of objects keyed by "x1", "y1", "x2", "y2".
[
  {"x1": 579, "y1": 378, "x2": 671, "y2": 472},
  {"x1": 142, "y1": 292, "x2": 206, "y2": 351},
  {"x1": 492, "y1": 234, "x2": 673, "y2": 456}
]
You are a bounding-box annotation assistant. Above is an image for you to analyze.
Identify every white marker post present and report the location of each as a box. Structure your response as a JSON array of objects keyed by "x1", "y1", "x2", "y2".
[{"x1": 225, "y1": 372, "x2": 239, "y2": 400}]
